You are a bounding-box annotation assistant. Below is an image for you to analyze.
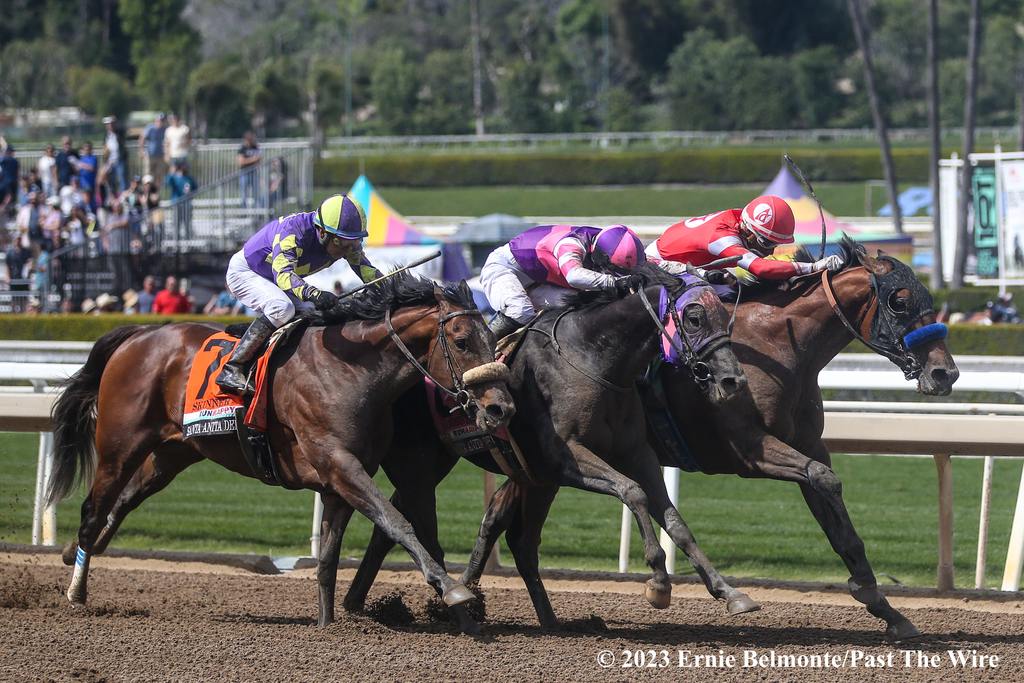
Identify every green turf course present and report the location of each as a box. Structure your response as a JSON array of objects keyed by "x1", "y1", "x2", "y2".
[
  {"x1": 314, "y1": 182, "x2": 910, "y2": 219},
  {"x1": 2, "y1": 432, "x2": 1018, "y2": 587}
]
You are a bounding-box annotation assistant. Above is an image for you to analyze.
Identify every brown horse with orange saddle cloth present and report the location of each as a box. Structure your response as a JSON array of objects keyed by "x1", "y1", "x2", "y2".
[{"x1": 46, "y1": 274, "x2": 514, "y2": 621}]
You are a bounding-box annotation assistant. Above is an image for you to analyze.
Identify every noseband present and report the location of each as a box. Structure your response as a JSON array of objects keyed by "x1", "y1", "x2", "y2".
[
  {"x1": 385, "y1": 307, "x2": 510, "y2": 413},
  {"x1": 820, "y1": 266, "x2": 948, "y2": 381}
]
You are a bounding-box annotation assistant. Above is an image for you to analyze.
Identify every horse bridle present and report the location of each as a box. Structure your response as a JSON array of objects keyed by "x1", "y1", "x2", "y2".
[
  {"x1": 529, "y1": 282, "x2": 719, "y2": 392},
  {"x1": 385, "y1": 306, "x2": 508, "y2": 413},
  {"x1": 638, "y1": 284, "x2": 726, "y2": 384},
  {"x1": 820, "y1": 265, "x2": 948, "y2": 381}
]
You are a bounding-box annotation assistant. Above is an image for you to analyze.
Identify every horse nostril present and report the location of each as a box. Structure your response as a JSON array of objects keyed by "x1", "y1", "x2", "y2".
[
  {"x1": 720, "y1": 375, "x2": 743, "y2": 395},
  {"x1": 931, "y1": 367, "x2": 958, "y2": 385},
  {"x1": 485, "y1": 404, "x2": 505, "y2": 420}
]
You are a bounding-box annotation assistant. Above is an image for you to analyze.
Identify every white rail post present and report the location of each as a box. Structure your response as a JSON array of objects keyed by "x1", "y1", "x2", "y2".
[
  {"x1": 618, "y1": 505, "x2": 632, "y2": 573},
  {"x1": 32, "y1": 434, "x2": 46, "y2": 545},
  {"x1": 975, "y1": 456, "x2": 994, "y2": 588},
  {"x1": 935, "y1": 454, "x2": 954, "y2": 592},
  {"x1": 40, "y1": 432, "x2": 56, "y2": 545},
  {"x1": 660, "y1": 467, "x2": 680, "y2": 575},
  {"x1": 1000, "y1": 463, "x2": 1024, "y2": 591},
  {"x1": 310, "y1": 492, "x2": 323, "y2": 559}
]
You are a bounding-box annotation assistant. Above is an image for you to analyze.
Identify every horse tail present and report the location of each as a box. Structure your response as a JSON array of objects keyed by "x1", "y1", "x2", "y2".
[{"x1": 46, "y1": 326, "x2": 146, "y2": 507}]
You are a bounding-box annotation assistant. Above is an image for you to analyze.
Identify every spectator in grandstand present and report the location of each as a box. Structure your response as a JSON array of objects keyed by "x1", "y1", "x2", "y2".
[
  {"x1": 19, "y1": 171, "x2": 43, "y2": 206},
  {"x1": 42, "y1": 196, "x2": 62, "y2": 249},
  {"x1": 77, "y1": 142, "x2": 98, "y2": 206},
  {"x1": 0, "y1": 144, "x2": 19, "y2": 214},
  {"x1": 16, "y1": 191, "x2": 45, "y2": 248},
  {"x1": 137, "y1": 275, "x2": 157, "y2": 313},
  {"x1": 122, "y1": 288, "x2": 139, "y2": 314},
  {"x1": 141, "y1": 174, "x2": 161, "y2": 210},
  {"x1": 94, "y1": 292, "x2": 120, "y2": 313},
  {"x1": 268, "y1": 156, "x2": 287, "y2": 210},
  {"x1": 139, "y1": 113, "x2": 168, "y2": 190},
  {"x1": 165, "y1": 162, "x2": 196, "y2": 200},
  {"x1": 237, "y1": 131, "x2": 262, "y2": 208},
  {"x1": 152, "y1": 274, "x2": 192, "y2": 314},
  {"x1": 164, "y1": 113, "x2": 191, "y2": 167},
  {"x1": 102, "y1": 116, "x2": 128, "y2": 193},
  {"x1": 55, "y1": 136, "x2": 79, "y2": 188},
  {"x1": 37, "y1": 144, "x2": 57, "y2": 198},
  {"x1": 104, "y1": 200, "x2": 131, "y2": 254},
  {"x1": 204, "y1": 283, "x2": 238, "y2": 315}
]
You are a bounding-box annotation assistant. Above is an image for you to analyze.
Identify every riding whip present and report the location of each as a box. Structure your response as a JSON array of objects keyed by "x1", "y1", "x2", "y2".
[
  {"x1": 338, "y1": 250, "x2": 442, "y2": 300},
  {"x1": 783, "y1": 154, "x2": 827, "y2": 260}
]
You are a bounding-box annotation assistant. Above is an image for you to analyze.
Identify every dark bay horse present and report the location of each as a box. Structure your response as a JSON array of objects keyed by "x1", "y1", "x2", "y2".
[
  {"x1": 457, "y1": 239, "x2": 958, "y2": 640},
  {"x1": 343, "y1": 264, "x2": 761, "y2": 632},
  {"x1": 46, "y1": 275, "x2": 515, "y2": 615}
]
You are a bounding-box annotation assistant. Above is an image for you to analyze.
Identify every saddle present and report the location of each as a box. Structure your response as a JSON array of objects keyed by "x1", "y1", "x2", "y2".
[{"x1": 182, "y1": 319, "x2": 307, "y2": 487}]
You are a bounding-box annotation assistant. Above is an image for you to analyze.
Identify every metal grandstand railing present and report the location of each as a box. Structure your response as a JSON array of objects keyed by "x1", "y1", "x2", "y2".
[
  {"x1": 161, "y1": 143, "x2": 314, "y2": 255},
  {"x1": 15, "y1": 138, "x2": 313, "y2": 192}
]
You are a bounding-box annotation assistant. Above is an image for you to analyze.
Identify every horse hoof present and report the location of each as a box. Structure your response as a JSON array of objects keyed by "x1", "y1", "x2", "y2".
[
  {"x1": 726, "y1": 592, "x2": 761, "y2": 615},
  {"x1": 886, "y1": 619, "x2": 922, "y2": 642},
  {"x1": 66, "y1": 593, "x2": 87, "y2": 607},
  {"x1": 644, "y1": 581, "x2": 672, "y2": 609},
  {"x1": 442, "y1": 584, "x2": 476, "y2": 607}
]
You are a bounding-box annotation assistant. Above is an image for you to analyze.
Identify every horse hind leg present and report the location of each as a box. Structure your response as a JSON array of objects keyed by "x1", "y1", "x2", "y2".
[
  {"x1": 750, "y1": 435, "x2": 919, "y2": 641},
  {"x1": 67, "y1": 432, "x2": 158, "y2": 605},
  {"x1": 62, "y1": 448, "x2": 201, "y2": 565}
]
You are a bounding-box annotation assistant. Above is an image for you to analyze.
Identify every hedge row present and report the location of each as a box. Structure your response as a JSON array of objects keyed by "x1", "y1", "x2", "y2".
[
  {"x1": 1, "y1": 315, "x2": 1020, "y2": 355},
  {"x1": 316, "y1": 147, "x2": 932, "y2": 187},
  {"x1": 0, "y1": 315, "x2": 247, "y2": 342}
]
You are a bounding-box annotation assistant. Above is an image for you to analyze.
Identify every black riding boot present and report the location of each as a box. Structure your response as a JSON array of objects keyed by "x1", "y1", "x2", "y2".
[
  {"x1": 216, "y1": 315, "x2": 276, "y2": 394},
  {"x1": 488, "y1": 312, "x2": 521, "y2": 340}
]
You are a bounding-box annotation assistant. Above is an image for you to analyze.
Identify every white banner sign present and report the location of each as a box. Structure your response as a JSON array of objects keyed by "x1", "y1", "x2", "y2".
[{"x1": 1001, "y1": 160, "x2": 1024, "y2": 280}]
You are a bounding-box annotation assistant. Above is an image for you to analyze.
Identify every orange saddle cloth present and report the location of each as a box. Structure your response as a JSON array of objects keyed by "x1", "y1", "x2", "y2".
[{"x1": 182, "y1": 331, "x2": 279, "y2": 438}]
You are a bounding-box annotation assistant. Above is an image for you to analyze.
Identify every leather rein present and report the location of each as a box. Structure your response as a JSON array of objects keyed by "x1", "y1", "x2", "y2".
[
  {"x1": 385, "y1": 307, "x2": 506, "y2": 413},
  {"x1": 819, "y1": 268, "x2": 927, "y2": 380},
  {"x1": 528, "y1": 283, "x2": 717, "y2": 392}
]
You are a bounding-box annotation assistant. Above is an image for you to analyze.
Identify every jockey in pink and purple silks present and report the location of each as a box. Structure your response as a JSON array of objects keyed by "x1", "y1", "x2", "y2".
[{"x1": 480, "y1": 224, "x2": 646, "y2": 338}]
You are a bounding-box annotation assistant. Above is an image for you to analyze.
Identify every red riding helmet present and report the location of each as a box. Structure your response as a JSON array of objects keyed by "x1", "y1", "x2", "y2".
[{"x1": 740, "y1": 195, "x2": 796, "y2": 245}]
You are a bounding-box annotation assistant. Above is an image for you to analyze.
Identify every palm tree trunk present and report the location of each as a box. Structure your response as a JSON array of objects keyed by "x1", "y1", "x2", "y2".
[
  {"x1": 470, "y1": 0, "x2": 485, "y2": 136},
  {"x1": 847, "y1": 0, "x2": 903, "y2": 234},
  {"x1": 927, "y1": 0, "x2": 942, "y2": 288},
  {"x1": 953, "y1": 0, "x2": 982, "y2": 288}
]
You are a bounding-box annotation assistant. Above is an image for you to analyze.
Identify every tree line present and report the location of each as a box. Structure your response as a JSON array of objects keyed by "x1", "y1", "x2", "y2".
[{"x1": 1, "y1": 0, "x2": 1021, "y2": 138}]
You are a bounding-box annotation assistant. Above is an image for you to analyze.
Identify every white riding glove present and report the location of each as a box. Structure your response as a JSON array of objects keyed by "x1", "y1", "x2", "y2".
[
  {"x1": 654, "y1": 259, "x2": 688, "y2": 275},
  {"x1": 813, "y1": 254, "x2": 843, "y2": 272}
]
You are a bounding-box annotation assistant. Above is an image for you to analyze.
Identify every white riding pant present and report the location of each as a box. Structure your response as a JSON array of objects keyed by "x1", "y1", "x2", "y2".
[
  {"x1": 225, "y1": 250, "x2": 314, "y2": 328},
  {"x1": 479, "y1": 244, "x2": 573, "y2": 324}
]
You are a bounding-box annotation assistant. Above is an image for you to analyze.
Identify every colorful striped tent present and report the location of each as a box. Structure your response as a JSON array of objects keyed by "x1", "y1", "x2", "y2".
[
  {"x1": 763, "y1": 164, "x2": 856, "y2": 245},
  {"x1": 348, "y1": 174, "x2": 434, "y2": 246},
  {"x1": 765, "y1": 164, "x2": 913, "y2": 263}
]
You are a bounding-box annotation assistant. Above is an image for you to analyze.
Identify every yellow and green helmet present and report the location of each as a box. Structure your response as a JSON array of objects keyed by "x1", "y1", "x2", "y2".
[{"x1": 313, "y1": 194, "x2": 368, "y2": 240}]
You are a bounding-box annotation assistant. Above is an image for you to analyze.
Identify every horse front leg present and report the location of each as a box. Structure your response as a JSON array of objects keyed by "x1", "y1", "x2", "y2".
[
  {"x1": 320, "y1": 446, "x2": 475, "y2": 609},
  {"x1": 559, "y1": 442, "x2": 673, "y2": 610},
  {"x1": 460, "y1": 478, "x2": 522, "y2": 587},
  {"x1": 753, "y1": 434, "x2": 920, "y2": 641},
  {"x1": 622, "y1": 448, "x2": 760, "y2": 615},
  {"x1": 317, "y1": 493, "x2": 355, "y2": 627}
]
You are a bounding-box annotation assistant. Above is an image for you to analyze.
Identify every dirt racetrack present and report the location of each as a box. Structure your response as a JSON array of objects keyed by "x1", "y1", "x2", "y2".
[{"x1": 2, "y1": 551, "x2": 1022, "y2": 682}]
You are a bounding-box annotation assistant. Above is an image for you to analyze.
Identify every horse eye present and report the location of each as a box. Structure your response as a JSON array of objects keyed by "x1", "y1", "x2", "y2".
[
  {"x1": 454, "y1": 337, "x2": 469, "y2": 351},
  {"x1": 888, "y1": 293, "x2": 909, "y2": 314}
]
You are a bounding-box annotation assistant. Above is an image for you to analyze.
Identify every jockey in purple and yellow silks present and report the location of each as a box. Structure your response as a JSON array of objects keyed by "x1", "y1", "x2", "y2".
[
  {"x1": 217, "y1": 194, "x2": 382, "y2": 394},
  {"x1": 480, "y1": 224, "x2": 646, "y2": 338}
]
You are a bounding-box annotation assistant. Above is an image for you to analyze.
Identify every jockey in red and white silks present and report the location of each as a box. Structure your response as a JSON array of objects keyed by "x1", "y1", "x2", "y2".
[
  {"x1": 480, "y1": 224, "x2": 645, "y2": 335},
  {"x1": 645, "y1": 195, "x2": 841, "y2": 282}
]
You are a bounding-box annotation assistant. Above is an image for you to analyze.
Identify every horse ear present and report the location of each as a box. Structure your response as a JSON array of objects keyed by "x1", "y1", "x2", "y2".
[
  {"x1": 458, "y1": 279, "x2": 474, "y2": 303},
  {"x1": 863, "y1": 250, "x2": 891, "y2": 275},
  {"x1": 433, "y1": 284, "x2": 449, "y2": 307}
]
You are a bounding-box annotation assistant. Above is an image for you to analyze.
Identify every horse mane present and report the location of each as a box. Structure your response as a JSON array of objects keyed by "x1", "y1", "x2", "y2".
[
  {"x1": 744, "y1": 234, "x2": 866, "y2": 300},
  {"x1": 557, "y1": 261, "x2": 689, "y2": 311},
  {"x1": 316, "y1": 270, "x2": 474, "y2": 324}
]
